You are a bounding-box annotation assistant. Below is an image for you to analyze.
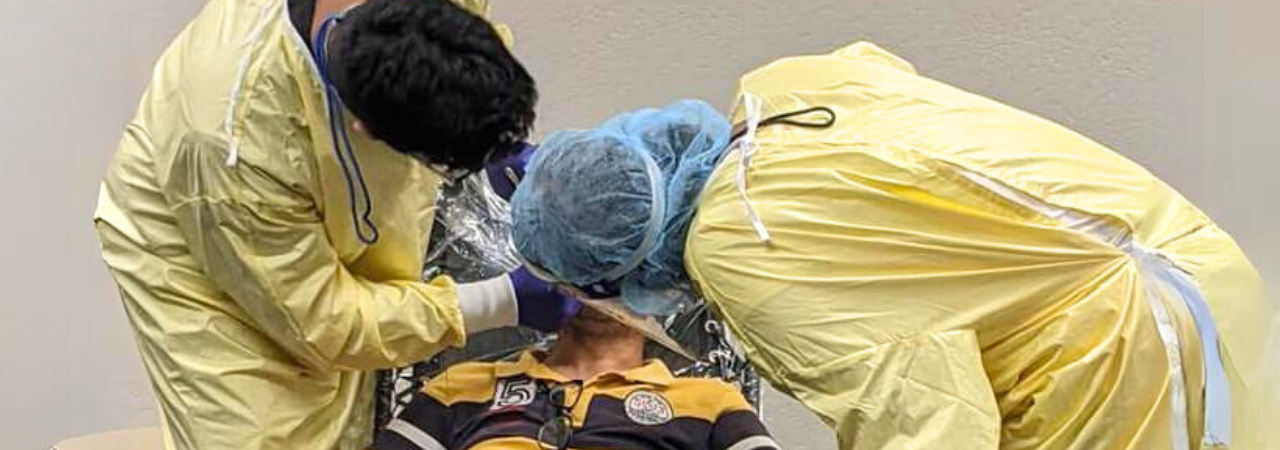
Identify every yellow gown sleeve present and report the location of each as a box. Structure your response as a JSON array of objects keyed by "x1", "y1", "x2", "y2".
[{"x1": 163, "y1": 132, "x2": 465, "y2": 372}]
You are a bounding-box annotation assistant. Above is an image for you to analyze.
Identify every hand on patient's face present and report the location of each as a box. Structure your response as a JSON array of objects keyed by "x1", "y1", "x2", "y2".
[{"x1": 509, "y1": 267, "x2": 582, "y2": 332}]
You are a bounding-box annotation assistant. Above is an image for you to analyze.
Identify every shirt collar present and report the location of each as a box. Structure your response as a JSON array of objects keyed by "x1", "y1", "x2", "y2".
[
  {"x1": 620, "y1": 358, "x2": 676, "y2": 387},
  {"x1": 496, "y1": 351, "x2": 675, "y2": 387}
]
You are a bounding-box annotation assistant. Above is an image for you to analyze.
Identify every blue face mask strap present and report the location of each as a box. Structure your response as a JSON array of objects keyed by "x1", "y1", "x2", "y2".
[{"x1": 314, "y1": 15, "x2": 380, "y2": 244}]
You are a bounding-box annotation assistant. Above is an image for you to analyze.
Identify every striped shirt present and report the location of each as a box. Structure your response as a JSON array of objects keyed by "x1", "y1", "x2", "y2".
[{"x1": 372, "y1": 351, "x2": 779, "y2": 450}]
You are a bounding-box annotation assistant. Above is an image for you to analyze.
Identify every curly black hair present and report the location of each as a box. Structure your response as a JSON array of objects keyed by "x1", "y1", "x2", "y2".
[{"x1": 326, "y1": 0, "x2": 537, "y2": 172}]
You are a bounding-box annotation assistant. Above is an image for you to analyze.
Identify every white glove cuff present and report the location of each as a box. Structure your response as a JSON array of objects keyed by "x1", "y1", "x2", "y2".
[{"x1": 456, "y1": 275, "x2": 519, "y2": 334}]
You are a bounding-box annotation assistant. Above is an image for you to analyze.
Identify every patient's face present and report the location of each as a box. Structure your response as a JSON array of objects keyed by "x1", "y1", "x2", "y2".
[{"x1": 563, "y1": 306, "x2": 635, "y2": 339}]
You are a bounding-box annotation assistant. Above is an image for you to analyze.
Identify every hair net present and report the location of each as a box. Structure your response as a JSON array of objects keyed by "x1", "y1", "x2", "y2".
[{"x1": 511, "y1": 100, "x2": 732, "y2": 315}]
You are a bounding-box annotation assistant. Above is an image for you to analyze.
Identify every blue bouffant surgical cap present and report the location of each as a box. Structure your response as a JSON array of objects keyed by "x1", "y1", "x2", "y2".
[{"x1": 511, "y1": 100, "x2": 732, "y2": 315}]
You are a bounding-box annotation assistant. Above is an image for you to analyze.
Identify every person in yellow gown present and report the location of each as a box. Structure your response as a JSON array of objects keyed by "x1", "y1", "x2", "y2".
[
  {"x1": 509, "y1": 43, "x2": 1279, "y2": 450},
  {"x1": 94, "y1": 1, "x2": 580, "y2": 449}
]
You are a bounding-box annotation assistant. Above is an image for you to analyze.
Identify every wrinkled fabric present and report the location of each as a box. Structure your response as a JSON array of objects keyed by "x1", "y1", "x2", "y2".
[
  {"x1": 685, "y1": 41, "x2": 1279, "y2": 450},
  {"x1": 511, "y1": 100, "x2": 731, "y2": 315},
  {"x1": 93, "y1": 1, "x2": 510, "y2": 449}
]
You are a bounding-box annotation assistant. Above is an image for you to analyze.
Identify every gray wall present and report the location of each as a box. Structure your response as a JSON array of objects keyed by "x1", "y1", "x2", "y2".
[
  {"x1": 0, "y1": 1, "x2": 209, "y2": 449},
  {"x1": 1, "y1": 1, "x2": 1275, "y2": 449}
]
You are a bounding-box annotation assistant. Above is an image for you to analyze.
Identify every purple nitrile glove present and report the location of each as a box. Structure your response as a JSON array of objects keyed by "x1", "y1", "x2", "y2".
[
  {"x1": 484, "y1": 143, "x2": 536, "y2": 201},
  {"x1": 510, "y1": 266, "x2": 582, "y2": 332}
]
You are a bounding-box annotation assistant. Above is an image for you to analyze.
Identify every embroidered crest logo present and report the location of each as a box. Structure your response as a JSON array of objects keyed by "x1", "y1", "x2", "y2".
[{"x1": 624, "y1": 390, "x2": 673, "y2": 425}]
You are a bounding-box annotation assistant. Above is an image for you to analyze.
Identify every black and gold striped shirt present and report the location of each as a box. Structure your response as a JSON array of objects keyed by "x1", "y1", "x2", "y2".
[{"x1": 372, "y1": 351, "x2": 778, "y2": 450}]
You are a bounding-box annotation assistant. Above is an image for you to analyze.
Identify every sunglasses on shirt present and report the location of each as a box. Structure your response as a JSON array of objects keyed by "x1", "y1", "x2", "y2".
[{"x1": 538, "y1": 381, "x2": 584, "y2": 450}]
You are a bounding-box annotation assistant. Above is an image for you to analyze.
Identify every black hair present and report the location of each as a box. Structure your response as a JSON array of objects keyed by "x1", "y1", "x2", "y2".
[{"x1": 327, "y1": 0, "x2": 537, "y2": 171}]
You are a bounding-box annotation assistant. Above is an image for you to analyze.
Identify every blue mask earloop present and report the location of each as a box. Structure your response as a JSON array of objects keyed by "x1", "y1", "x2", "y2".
[{"x1": 313, "y1": 15, "x2": 380, "y2": 244}]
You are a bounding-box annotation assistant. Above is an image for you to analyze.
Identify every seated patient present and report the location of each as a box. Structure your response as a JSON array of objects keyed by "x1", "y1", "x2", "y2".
[{"x1": 371, "y1": 303, "x2": 778, "y2": 450}]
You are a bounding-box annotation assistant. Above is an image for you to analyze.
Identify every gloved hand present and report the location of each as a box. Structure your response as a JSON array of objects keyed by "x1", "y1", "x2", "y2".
[
  {"x1": 484, "y1": 143, "x2": 536, "y2": 201},
  {"x1": 510, "y1": 266, "x2": 582, "y2": 332}
]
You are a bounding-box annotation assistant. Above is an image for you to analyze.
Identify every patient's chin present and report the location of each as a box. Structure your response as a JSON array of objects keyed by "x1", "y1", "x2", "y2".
[{"x1": 565, "y1": 311, "x2": 633, "y2": 339}]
